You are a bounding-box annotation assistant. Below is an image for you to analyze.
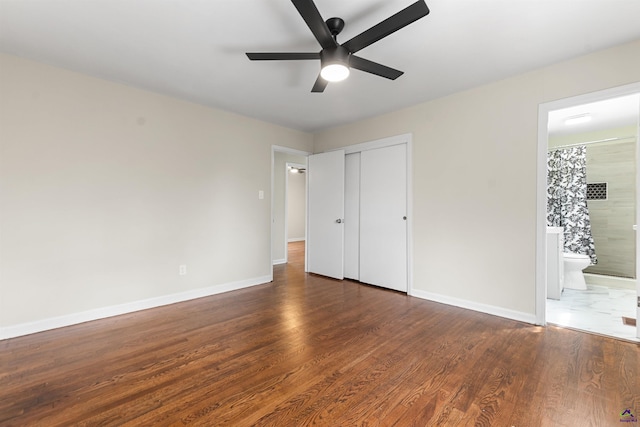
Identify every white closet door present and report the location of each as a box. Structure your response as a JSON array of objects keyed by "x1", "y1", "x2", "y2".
[
  {"x1": 637, "y1": 96, "x2": 640, "y2": 340},
  {"x1": 344, "y1": 153, "x2": 360, "y2": 280},
  {"x1": 307, "y1": 150, "x2": 345, "y2": 280},
  {"x1": 360, "y1": 144, "x2": 407, "y2": 291}
]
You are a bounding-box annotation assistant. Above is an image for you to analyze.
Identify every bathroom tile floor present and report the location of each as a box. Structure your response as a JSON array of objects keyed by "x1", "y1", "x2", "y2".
[{"x1": 546, "y1": 284, "x2": 639, "y2": 342}]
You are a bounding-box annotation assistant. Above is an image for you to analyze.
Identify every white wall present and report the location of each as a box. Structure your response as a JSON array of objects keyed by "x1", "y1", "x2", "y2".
[
  {"x1": 287, "y1": 170, "x2": 306, "y2": 241},
  {"x1": 0, "y1": 53, "x2": 313, "y2": 335},
  {"x1": 314, "y1": 40, "x2": 640, "y2": 320}
]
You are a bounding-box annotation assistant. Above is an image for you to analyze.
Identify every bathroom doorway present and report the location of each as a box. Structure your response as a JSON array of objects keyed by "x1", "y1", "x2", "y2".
[{"x1": 537, "y1": 84, "x2": 640, "y2": 342}]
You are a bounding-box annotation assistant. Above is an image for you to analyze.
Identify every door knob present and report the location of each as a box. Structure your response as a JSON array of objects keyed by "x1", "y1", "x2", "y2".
[{"x1": 336, "y1": 219, "x2": 343, "y2": 223}]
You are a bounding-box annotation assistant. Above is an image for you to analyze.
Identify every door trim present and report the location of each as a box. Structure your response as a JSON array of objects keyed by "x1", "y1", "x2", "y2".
[{"x1": 321, "y1": 133, "x2": 414, "y2": 295}]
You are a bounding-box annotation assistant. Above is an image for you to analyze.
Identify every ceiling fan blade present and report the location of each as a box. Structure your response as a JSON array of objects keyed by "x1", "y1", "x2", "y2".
[
  {"x1": 343, "y1": 0, "x2": 429, "y2": 54},
  {"x1": 350, "y1": 56, "x2": 403, "y2": 80},
  {"x1": 291, "y1": 0, "x2": 337, "y2": 50},
  {"x1": 246, "y1": 52, "x2": 320, "y2": 60},
  {"x1": 311, "y1": 74, "x2": 328, "y2": 92}
]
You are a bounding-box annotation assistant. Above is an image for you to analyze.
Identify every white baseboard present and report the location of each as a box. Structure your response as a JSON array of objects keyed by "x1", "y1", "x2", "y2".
[
  {"x1": 272, "y1": 259, "x2": 286, "y2": 265},
  {"x1": 287, "y1": 238, "x2": 306, "y2": 242},
  {"x1": 584, "y1": 273, "x2": 636, "y2": 290},
  {"x1": 0, "y1": 275, "x2": 272, "y2": 340},
  {"x1": 410, "y1": 289, "x2": 538, "y2": 325}
]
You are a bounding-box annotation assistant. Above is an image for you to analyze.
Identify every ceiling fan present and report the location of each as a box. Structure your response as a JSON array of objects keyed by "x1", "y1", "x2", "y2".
[{"x1": 246, "y1": 0, "x2": 430, "y2": 93}]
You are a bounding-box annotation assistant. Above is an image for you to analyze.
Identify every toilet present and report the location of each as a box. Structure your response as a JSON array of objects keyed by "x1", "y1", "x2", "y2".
[{"x1": 562, "y1": 253, "x2": 591, "y2": 290}]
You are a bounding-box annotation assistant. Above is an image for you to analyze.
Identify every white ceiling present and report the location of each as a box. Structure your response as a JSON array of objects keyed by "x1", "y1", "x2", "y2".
[
  {"x1": 1, "y1": 0, "x2": 640, "y2": 132},
  {"x1": 548, "y1": 94, "x2": 640, "y2": 137}
]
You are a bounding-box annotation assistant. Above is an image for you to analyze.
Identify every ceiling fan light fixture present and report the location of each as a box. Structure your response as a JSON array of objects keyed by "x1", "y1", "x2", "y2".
[
  {"x1": 321, "y1": 63, "x2": 350, "y2": 82},
  {"x1": 320, "y1": 46, "x2": 351, "y2": 82},
  {"x1": 565, "y1": 113, "x2": 592, "y2": 126}
]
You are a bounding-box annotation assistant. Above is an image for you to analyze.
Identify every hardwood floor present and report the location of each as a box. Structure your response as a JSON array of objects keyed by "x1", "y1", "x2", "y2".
[{"x1": 1, "y1": 241, "x2": 638, "y2": 426}]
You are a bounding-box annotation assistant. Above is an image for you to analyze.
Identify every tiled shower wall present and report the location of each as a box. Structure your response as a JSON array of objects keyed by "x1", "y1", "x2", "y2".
[{"x1": 584, "y1": 140, "x2": 636, "y2": 278}]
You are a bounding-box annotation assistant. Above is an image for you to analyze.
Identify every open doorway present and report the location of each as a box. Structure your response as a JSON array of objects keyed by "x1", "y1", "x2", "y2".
[
  {"x1": 537, "y1": 83, "x2": 640, "y2": 342},
  {"x1": 271, "y1": 146, "x2": 309, "y2": 271},
  {"x1": 285, "y1": 161, "x2": 307, "y2": 254}
]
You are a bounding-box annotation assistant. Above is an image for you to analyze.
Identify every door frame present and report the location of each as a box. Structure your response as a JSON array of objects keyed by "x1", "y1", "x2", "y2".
[
  {"x1": 271, "y1": 146, "x2": 311, "y2": 277},
  {"x1": 320, "y1": 133, "x2": 414, "y2": 294},
  {"x1": 535, "y1": 82, "x2": 640, "y2": 326}
]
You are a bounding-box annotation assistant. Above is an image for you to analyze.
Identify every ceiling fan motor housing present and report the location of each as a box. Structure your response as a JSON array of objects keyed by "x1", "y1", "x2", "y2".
[
  {"x1": 325, "y1": 17, "x2": 345, "y2": 37},
  {"x1": 320, "y1": 45, "x2": 350, "y2": 68}
]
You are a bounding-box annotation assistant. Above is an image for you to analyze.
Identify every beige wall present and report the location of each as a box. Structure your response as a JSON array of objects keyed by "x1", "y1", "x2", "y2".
[
  {"x1": 2, "y1": 39, "x2": 640, "y2": 333},
  {"x1": 314, "y1": 40, "x2": 640, "y2": 317},
  {"x1": 0, "y1": 53, "x2": 313, "y2": 329}
]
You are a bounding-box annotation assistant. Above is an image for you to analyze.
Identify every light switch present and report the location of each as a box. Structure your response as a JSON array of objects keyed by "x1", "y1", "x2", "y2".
[{"x1": 258, "y1": 190, "x2": 264, "y2": 200}]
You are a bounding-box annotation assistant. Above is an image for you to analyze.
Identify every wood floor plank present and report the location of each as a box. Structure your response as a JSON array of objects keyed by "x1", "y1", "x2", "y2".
[{"x1": 1, "y1": 241, "x2": 638, "y2": 426}]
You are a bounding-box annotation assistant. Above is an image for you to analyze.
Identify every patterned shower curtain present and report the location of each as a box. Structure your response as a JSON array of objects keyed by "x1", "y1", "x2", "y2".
[{"x1": 547, "y1": 146, "x2": 597, "y2": 264}]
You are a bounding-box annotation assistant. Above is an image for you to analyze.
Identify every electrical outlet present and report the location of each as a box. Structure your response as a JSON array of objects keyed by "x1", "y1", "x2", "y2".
[{"x1": 179, "y1": 265, "x2": 187, "y2": 276}]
